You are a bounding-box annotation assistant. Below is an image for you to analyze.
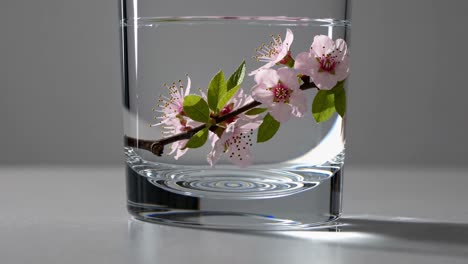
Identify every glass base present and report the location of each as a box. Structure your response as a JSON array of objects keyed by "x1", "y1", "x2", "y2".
[{"x1": 126, "y1": 165, "x2": 343, "y2": 231}]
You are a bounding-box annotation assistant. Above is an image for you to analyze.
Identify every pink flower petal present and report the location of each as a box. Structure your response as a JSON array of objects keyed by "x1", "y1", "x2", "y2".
[
  {"x1": 294, "y1": 52, "x2": 316, "y2": 76},
  {"x1": 208, "y1": 132, "x2": 218, "y2": 148},
  {"x1": 277, "y1": 67, "x2": 299, "y2": 91},
  {"x1": 168, "y1": 142, "x2": 178, "y2": 155},
  {"x1": 170, "y1": 139, "x2": 187, "y2": 159},
  {"x1": 269, "y1": 102, "x2": 293, "y2": 123},
  {"x1": 207, "y1": 141, "x2": 223, "y2": 166},
  {"x1": 227, "y1": 140, "x2": 252, "y2": 167},
  {"x1": 311, "y1": 35, "x2": 335, "y2": 57},
  {"x1": 254, "y1": 68, "x2": 278, "y2": 87},
  {"x1": 207, "y1": 135, "x2": 228, "y2": 166},
  {"x1": 239, "y1": 118, "x2": 262, "y2": 132},
  {"x1": 184, "y1": 76, "x2": 191, "y2": 96},
  {"x1": 310, "y1": 70, "x2": 338, "y2": 90},
  {"x1": 334, "y1": 55, "x2": 350, "y2": 81},
  {"x1": 283, "y1": 28, "x2": 294, "y2": 50},
  {"x1": 228, "y1": 88, "x2": 245, "y2": 109},
  {"x1": 207, "y1": 123, "x2": 236, "y2": 166},
  {"x1": 289, "y1": 90, "x2": 307, "y2": 117},
  {"x1": 243, "y1": 95, "x2": 255, "y2": 105},
  {"x1": 334, "y1": 39, "x2": 348, "y2": 60},
  {"x1": 251, "y1": 84, "x2": 274, "y2": 105},
  {"x1": 173, "y1": 140, "x2": 188, "y2": 160}
]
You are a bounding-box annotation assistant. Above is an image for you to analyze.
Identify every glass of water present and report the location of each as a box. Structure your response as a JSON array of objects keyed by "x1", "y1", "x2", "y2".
[{"x1": 120, "y1": 0, "x2": 350, "y2": 230}]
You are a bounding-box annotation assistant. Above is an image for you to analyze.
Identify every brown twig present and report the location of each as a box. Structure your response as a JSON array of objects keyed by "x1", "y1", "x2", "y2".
[{"x1": 124, "y1": 76, "x2": 317, "y2": 156}]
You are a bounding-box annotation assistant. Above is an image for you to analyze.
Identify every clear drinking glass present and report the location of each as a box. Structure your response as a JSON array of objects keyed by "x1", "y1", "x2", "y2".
[{"x1": 120, "y1": 0, "x2": 351, "y2": 230}]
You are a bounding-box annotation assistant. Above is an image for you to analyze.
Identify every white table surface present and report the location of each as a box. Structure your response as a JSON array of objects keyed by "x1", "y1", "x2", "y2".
[{"x1": 1, "y1": 166, "x2": 467, "y2": 263}]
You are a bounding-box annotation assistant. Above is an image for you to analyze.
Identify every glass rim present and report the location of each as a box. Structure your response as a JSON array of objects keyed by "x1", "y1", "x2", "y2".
[{"x1": 121, "y1": 16, "x2": 351, "y2": 27}]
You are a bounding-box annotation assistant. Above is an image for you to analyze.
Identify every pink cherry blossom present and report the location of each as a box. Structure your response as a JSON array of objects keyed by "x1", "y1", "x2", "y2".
[
  {"x1": 207, "y1": 89, "x2": 261, "y2": 167},
  {"x1": 151, "y1": 76, "x2": 191, "y2": 126},
  {"x1": 162, "y1": 118, "x2": 201, "y2": 160},
  {"x1": 294, "y1": 35, "x2": 349, "y2": 90},
  {"x1": 150, "y1": 76, "x2": 198, "y2": 159},
  {"x1": 207, "y1": 118, "x2": 261, "y2": 167},
  {"x1": 165, "y1": 119, "x2": 190, "y2": 160},
  {"x1": 251, "y1": 67, "x2": 307, "y2": 123},
  {"x1": 249, "y1": 28, "x2": 294, "y2": 76},
  {"x1": 163, "y1": 114, "x2": 205, "y2": 160}
]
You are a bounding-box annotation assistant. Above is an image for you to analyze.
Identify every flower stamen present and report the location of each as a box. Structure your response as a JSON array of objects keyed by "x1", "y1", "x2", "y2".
[
  {"x1": 270, "y1": 82, "x2": 292, "y2": 103},
  {"x1": 253, "y1": 33, "x2": 286, "y2": 62},
  {"x1": 317, "y1": 53, "x2": 339, "y2": 74}
]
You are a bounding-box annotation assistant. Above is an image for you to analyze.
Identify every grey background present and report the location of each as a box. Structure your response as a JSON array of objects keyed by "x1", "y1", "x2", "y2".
[{"x1": 1, "y1": 0, "x2": 467, "y2": 166}]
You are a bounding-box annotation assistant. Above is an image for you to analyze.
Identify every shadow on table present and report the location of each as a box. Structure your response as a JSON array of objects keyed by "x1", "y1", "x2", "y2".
[
  {"x1": 128, "y1": 216, "x2": 468, "y2": 258},
  {"x1": 283, "y1": 216, "x2": 468, "y2": 257}
]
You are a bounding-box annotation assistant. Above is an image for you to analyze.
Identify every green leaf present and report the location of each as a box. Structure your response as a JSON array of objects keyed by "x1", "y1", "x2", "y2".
[
  {"x1": 207, "y1": 71, "x2": 227, "y2": 112},
  {"x1": 245, "y1": 107, "x2": 267, "y2": 116},
  {"x1": 185, "y1": 128, "x2": 209, "y2": 149},
  {"x1": 257, "y1": 113, "x2": 281, "y2": 143},
  {"x1": 217, "y1": 84, "x2": 241, "y2": 110},
  {"x1": 332, "y1": 81, "x2": 346, "y2": 117},
  {"x1": 226, "y1": 61, "x2": 246, "y2": 91},
  {"x1": 183, "y1": 95, "x2": 210, "y2": 123},
  {"x1": 312, "y1": 90, "x2": 336, "y2": 123}
]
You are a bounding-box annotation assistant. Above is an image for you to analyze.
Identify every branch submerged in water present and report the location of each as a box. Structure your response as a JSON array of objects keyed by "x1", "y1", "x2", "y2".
[{"x1": 124, "y1": 76, "x2": 317, "y2": 156}]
